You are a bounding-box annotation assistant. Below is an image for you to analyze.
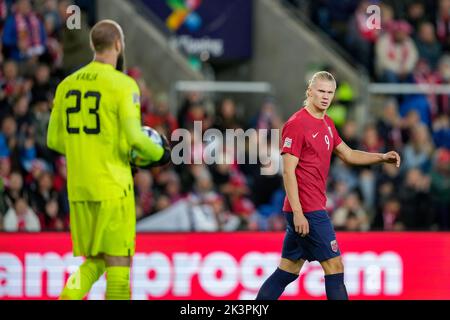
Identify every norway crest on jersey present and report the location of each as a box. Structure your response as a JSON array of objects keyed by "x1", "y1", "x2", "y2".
[{"x1": 330, "y1": 240, "x2": 339, "y2": 253}]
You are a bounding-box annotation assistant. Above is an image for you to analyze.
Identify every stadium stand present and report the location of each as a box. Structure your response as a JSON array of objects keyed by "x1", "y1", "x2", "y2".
[{"x1": 0, "y1": 0, "x2": 448, "y2": 234}]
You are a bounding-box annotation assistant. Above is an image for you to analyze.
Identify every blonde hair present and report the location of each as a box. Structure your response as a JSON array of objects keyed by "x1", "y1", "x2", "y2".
[{"x1": 304, "y1": 71, "x2": 336, "y2": 105}]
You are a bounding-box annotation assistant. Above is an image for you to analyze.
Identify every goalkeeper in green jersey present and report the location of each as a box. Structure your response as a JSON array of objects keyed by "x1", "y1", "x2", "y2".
[{"x1": 47, "y1": 19, "x2": 170, "y2": 300}]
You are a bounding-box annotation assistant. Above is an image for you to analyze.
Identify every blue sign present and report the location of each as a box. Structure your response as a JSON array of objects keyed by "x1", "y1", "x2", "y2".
[{"x1": 141, "y1": 0, "x2": 253, "y2": 61}]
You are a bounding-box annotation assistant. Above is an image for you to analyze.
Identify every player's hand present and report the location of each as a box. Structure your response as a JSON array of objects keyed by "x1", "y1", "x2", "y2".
[
  {"x1": 293, "y1": 212, "x2": 309, "y2": 237},
  {"x1": 382, "y1": 151, "x2": 401, "y2": 168}
]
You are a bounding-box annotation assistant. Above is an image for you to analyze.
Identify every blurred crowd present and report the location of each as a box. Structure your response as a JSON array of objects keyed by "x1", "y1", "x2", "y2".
[
  {"x1": 286, "y1": 0, "x2": 450, "y2": 83},
  {"x1": 0, "y1": 0, "x2": 94, "y2": 232},
  {"x1": 0, "y1": 0, "x2": 448, "y2": 233},
  {"x1": 285, "y1": 0, "x2": 450, "y2": 231}
]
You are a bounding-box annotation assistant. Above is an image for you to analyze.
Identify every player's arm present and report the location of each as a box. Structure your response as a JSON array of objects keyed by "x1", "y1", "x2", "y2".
[
  {"x1": 282, "y1": 153, "x2": 309, "y2": 236},
  {"x1": 334, "y1": 141, "x2": 401, "y2": 168},
  {"x1": 47, "y1": 84, "x2": 66, "y2": 154},
  {"x1": 118, "y1": 83, "x2": 166, "y2": 163}
]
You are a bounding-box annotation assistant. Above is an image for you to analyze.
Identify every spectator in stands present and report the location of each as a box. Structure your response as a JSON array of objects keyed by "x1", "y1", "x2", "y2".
[
  {"x1": 1, "y1": 59, "x2": 29, "y2": 104},
  {"x1": 127, "y1": 66, "x2": 155, "y2": 116},
  {"x1": 143, "y1": 92, "x2": 178, "y2": 136},
  {"x1": 2, "y1": 0, "x2": 47, "y2": 63},
  {"x1": 249, "y1": 97, "x2": 283, "y2": 131},
  {"x1": 0, "y1": 115, "x2": 17, "y2": 158},
  {"x1": 434, "y1": 55, "x2": 450, "y2": 116},
  {"x1": 375, "y1": 162, "x2": 402, "y2": 225},
  {"x1": 3, "y1": 196, "x2": 40, "y2": 231},
  {"x1": 430, "y1": 149, "x2": 450, "y2": 229},
  {"x1": 380, "y1": 2, "x2": 395, "y2": 32},
  {"x1": 153, "y1": 194, "x2": 171, "y2": 213},
  {"x1": 327, "y1": 179, "x2": 351, "y2": 214},
  {"x1": 0, "y1": 169, "x2": 8, "y2": 216},
  {"x1": 340, "y1": 119, "x2": 359, "y2": 149},
  {"x1": 38, "y1": 196, "x2": 64, "y2": 231},
  {"x1": 376, "y1": 99, "x2": 403, "y2": 151},
  {"x1": 24, "y1": 158, "x2": 48, "y2": 196},
  {"x1": 202, "y1": 192, "x2": 241, "y2": 231},
  {"x1": 332, "y1": 191, "x2": 370, "y2": 231},
  {"x1": 435, "y1": 0, "x2": 450, "y2": 52},
  {"x1": 12, "y1": 94, "x2": 31, "y2": 133},
  {"x1": 398, "y1": 168, "x2": 434, "y2": 229},
  {"x1": 31, "y1": 63, "x2": 55, "y2": 104},
  {"x1": 213, "y1": 97, "x2": 244, "y2": 132},
  {"x1": 180, "y1": 101, "x2": 211, "y2": 131},
  {"x1": 31, "y1": 98, "x2": 51, "y2": 160},
  {"x1": 0, "y1": 0, "x2": 8, "y2": 30},
  {"x1": 134, "y1": 170, "x2": 153, "y2": 219},
  {"x1": 360, "y1": 123, "x2": 385, "y2": 153},
  {"x1": 4, "y1": 170, "x2": 25, "y2": 206},
  {"x1": 177, "y1": 91, "x2": 204, "y2": 129},
  {"x1": 190, "y1": 165, "x2": 215, "y2": 201},
  {"x1": 399, "y1": 109, "x2": 420, "y2": 144},
  {"x1": 58, "y1": 0, "x2": 91, "y2": 75},
  {"x1": 432, "y1": 114, "x2": 450, "y2": 149},
  {"x1": 40, "y1": 0, "x2": 62, "y2": 69},
  {"x1": 163, "y1": 171, "x2": 183, "y2": 204},
  {"x1": 402, "y1": 124, "x2": 434, "y2": 173},
  {"x1": 39, "y1": 0, "x2": 62, "y2": 33},
  {"x1": 29, "y1": 170, "x2": 56, "y2": 215},
  {"x1": 358, "y1": 124, "x2": 385, "y2": 210},
  {"x1": 50, "y1": 156, "x2": 69, "y2": 216},
  {"x1": 346, "y1": 0, "x2": 379, "y2": 73},
  {"x1": 330, "y1": 157, "x2": 359, "y2": 193},
  {"x1": 376, "y1": 197, "x2": 404, "y2": 231},
  {"x1": 406, "y1": 1, "x2": 429, "y2": 34},
  {"x1": 375, "y1": 20, "x2": 418, "y2": 83},
  {"x1": 414, "y1": 22, "x2": 442, "y2": 70}
]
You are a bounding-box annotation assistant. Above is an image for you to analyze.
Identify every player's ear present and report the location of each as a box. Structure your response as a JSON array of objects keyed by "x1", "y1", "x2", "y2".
[{"x1": 114, "y1": 39, "x2": 121, "y2": 53}]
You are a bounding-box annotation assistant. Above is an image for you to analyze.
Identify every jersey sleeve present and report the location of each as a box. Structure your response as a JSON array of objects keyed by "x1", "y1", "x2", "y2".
[
  {"x1": 47, "y1": 83, "x2": 66, "y2": 154},
  {"x1": 280, "y1": 119, "x2": 304, "y2": 158},
  {"x1": 118, "y1": 79, "x2": 164, "y2": 162}
]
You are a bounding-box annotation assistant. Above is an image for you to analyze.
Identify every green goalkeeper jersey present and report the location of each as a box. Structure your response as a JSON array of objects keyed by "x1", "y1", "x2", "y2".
[{"x1": 47, "y1": 61, "x2": 164, "y2": 201}]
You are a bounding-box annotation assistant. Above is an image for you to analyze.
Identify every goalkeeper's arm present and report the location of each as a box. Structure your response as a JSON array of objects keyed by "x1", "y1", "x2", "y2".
[
  {"x1": 122, "y1": 117, "x2": 165, "y2": 163},
  {"x1": 119, "y1": 81, "x2": 170, "y2": 166},
  {"x1": 47, "y1": 85, "x2": 66, "y2": 154}
]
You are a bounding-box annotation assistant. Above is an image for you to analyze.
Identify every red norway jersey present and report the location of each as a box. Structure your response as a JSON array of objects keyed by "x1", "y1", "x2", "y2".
[{"x1": 281, "y1": 108, "x2": 342, "y2": 213}]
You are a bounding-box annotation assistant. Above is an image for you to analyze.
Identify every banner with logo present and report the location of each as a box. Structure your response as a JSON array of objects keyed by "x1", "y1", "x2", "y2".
[
  {"x1": 141, "y1": 0, "x2": 252, "y2": 61},
  {"x1": 1, "y1": 232, "x2": 450, "y2": 300}
]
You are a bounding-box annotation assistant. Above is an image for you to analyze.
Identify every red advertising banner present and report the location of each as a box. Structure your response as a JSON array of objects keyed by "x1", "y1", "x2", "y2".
[{"x1": 1, "y1": 232, "x2": 450, "y2": 300}]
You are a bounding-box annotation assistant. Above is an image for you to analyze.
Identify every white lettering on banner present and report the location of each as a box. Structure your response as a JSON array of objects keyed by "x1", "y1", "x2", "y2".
[
  {"x1": 25, "y1": 253, "x2": 82, "y2": 298},
  {"x1": 199, "y1": 252, "x2": 239, "y2": 296},
  {"x1": 0, "y1": 254, "x2": 23, "y2": 297},
  {"x1": 344, "y1": 252, "x2": 403, "y2": 295},
  {"x1": 132, "y1": 253, "x2": 172, "y2": 299},
  {"x1": 302, "y1": 262, "x2": 326, "y2": 297},
  {"x1": 87, "y1": 274, "x2": 106, "y2": 300},
  {"x1": 239, "y1": 252, "x2": 281, "y2": 299},
  {"x1": 170, "y1": 35, "x2": 224, "y2": 57},
  {"x1": 173, "y1": 253, "x2": 201, "y2": 296},
  {"x1": 0, "y1": 251, "x2": 403, "y2": 299}
]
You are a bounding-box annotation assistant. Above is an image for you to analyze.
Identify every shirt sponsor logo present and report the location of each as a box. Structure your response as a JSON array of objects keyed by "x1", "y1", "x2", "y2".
[{"x1": 283, "y1": 138, "x2": 292, "y2": 148}]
